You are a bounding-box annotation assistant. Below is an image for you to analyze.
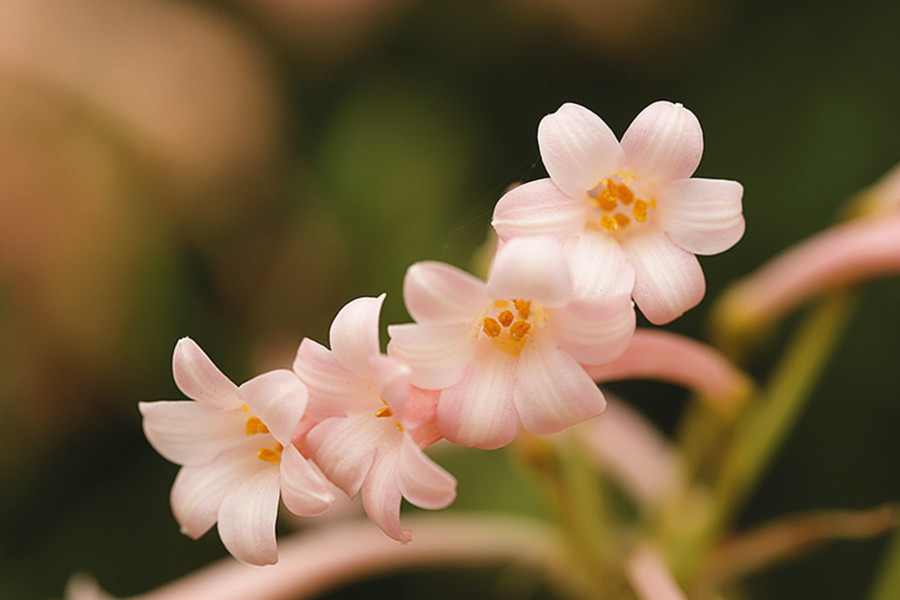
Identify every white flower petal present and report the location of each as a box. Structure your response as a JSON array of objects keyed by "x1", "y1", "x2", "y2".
[
  {"x1": 217, "y1": 466, "x2": 281, "y2": 565},
  {"x1": 538, "y1": 103, "x2": 625, "y2": 198},
  {"x1": 293, "y1": 338, "x2": 374, "y2": 420},
  {"x1": 621, "y1": 231, "x2": 706, "y2": 325},
  {"x1": 172, "y1": 337, "x2": 241, "y2": 409},
  {"x1": 279, "y1": 445, "x2": 334, "y2": 517},
  {"x1": 621, "y1": 101, "x2": 703, "y2": 182},
  {"x1": 486, "y1": 236, "x2": 572, "y2": 307},
  {"x1": 360, "y1": 452, "x2": 409, "y2": 542},
  {"x1": 329, "y1": 295, "x2": 385, "y2": 377},
  {"x1": 403, "y1": 262, "x2": 489, "y2": 324},
  {"x1": 387, "y1": 322, "x2": 476, "y2": 390},
  {"x1": 306, "y1": 414, "x2": 384, "y2": 497},
  {"x1": 658, "y1": 178, "x2": 745, "y2": 255},
  {"x1": 169, "y1": 437, "x2": 265, "y2": 539},
  {"x1": 563, "y1": 233, "x2": 635, "y2": 298},
  {"x1": 239, "y1": 370, "x2": 308, "y2": 445},
  {"x1": 398, "y1": 434, "x2": 457, "y2": 510},
  {"x1": 492, "y1": 179, "x2": 586, "y2": 241},
  {"x1": 550, "y1": 295, "x2": 636, "y2": 366},
  {"x1": 437, "y1": 344, "x2": 520, "y2": 449},
  {"x1": 513, "y1": 338, "x2": 606, "y2": 435},
  {"x1": 139, "y1": 400, "x2": 244, "y2": 466}
]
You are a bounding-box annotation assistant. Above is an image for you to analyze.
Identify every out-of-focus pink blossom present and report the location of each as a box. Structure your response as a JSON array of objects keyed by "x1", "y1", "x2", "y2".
[
  {"x1": 626, "y1": 544, "x2": 688, "y2": 600},
  {"x1": 140, "y1": 338, "x2": 333, "y2": 565},
  {"x1": 293, "y1": 295, "x2": 457, "y2": 542},
  {"x1": 586, "y1": 329, "x2": 753, "y2": 413},
  {"x1": 493, "y1": 101, "x2": 744, "y2": 324},
  {"x1": 388, "y1": 236, "x2": 635, "y2": 449},
  {"x1": 574, "y1": 398, "x2": 679, "y2": 510},
  {"x1": 716, "y1": 214, "x2": 900, "y2": 337},
  {"x1": 65, "y1": 514, "x2": 564, "y2": 600}
]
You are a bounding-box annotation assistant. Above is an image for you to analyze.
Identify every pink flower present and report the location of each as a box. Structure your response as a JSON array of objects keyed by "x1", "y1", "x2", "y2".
[
  {"x1": 140, "y1": 338, "x2": 333, "y2": 565},
  {"x1": 388, "y1": 235, "x2": 635, "y2": 449},
  {"x1": 292, "y1": 295, "x2": 457, "y2": 542},
  {"x1": 493, "y1": 101, "x2": 745, "y2": 324}
]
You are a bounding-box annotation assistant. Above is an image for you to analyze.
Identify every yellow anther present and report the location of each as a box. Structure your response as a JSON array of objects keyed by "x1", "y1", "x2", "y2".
[
  {"x1": 633, "y1": 199, "x2": 649, "y2": 223},
  {"x1": 493, "y1": 299, "x2": 509, "y2": 308},
  {"x1": 616, "y1": 183, "x2": 635, "y2": 205},
  {"x1": 509, "y1": 320, "x2": 531, "y2": 341},
  {"x1": 498, "y1": 309, "x2": 514, "y2": 327},
  {"x1": 482, "y1": 317, "x2": 501, "y2": 337},
  {"x1": 597, "y1": 191, "x2": 618, "y2": 212},
  {"x1": 241, "y1": 404, "x2": 250, "y2": 413},
  {"x1": 514, "y1": 299, "x2": 531, "y2": 320},
  {"x1": 245, "y1": 417, "x2": 269, "y2": 436},
  {"x1": 395, "y1": 421, "x2": 405, "y2": 432},
  {"x1": 257, "y1": 443, "x2": 283, "y2": 463},
  {"x1": 375, "y1": 406, "x2": 393, "y2": 419},
  {"x1": 600, "y1": 214, "x2": 619, "y2": 231},
  {"x1": 614, "y1": 213, "x2": 631, "y2": 228}
]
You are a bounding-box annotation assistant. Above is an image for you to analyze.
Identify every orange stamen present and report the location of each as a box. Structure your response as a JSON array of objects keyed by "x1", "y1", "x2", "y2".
[
  {"x1": 514, "y1": 299, "x2": 531, "y2": 320},
  {"x1": 509, "y1": 320, "x2": 531, "y2": 341},
  {"x1": 245, "y1": 417, "x2": 269, "y2": 435},
  {"x1": 482, "y1": 317, "x2": 501, "y2": 337}
]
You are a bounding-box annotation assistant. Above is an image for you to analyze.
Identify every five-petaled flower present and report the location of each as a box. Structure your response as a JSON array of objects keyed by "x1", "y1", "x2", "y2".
[
  {"x1": 293, "y1": 294, "x2": 458, "y2": 542},
  {"x1": 493, "y1": 101, "x2": 745, "y2": 324},
  {"x1": 140, "y1": 338, "x2": 334, "y2": 565},
  {"x1": 388, "y1": 235, "x2": 635, "y2": 449}
]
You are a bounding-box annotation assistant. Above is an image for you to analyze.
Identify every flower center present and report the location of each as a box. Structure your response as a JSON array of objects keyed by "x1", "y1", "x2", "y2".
[
  {"x1": 588, "y1": 175, "x2": 656, "y2": 233},
  {"x1": 480, "y1": 298, "x2": 539, "y2": 356},
  {"x1": 242, "y1": 404, "x2": 282, "y2": 463}
]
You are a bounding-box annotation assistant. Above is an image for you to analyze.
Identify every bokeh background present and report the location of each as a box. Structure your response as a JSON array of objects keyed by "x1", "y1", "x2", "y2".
[{"x1": 1, "y1": 0, "x2": 899, "y2": 598}]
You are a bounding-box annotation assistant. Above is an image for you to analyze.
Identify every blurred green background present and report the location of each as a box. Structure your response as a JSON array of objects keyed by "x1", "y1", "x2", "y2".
[{"x1": 1, "y1": 0, "x2": 898, "y2": 598}]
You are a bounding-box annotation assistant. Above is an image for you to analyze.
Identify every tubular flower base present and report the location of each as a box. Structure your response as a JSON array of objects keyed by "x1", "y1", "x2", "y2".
[
  {"x1": 493, "y1": 101, "x2": 744, "y2": 324},
  {"x1": 714, "y1": 214, "x2": 900, "y2": 346},
  {"x1": 585, "y1": 329, "x2": 754, "y2": 414}
]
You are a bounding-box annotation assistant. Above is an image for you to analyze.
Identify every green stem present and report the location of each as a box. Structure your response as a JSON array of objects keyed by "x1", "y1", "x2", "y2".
[
  {"x1": 868, "y1": 526, "x2": 900, "y2": 600},
  {"x1": 514, "y1": 434, "x2": 618, "y2": 599},
  {"x1": 668, "y1": 292, "x2": 857, "y2": 581}
]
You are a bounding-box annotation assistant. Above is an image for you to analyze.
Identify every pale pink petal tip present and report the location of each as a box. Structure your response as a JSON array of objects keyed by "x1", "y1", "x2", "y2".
[
  {"x1": 398, "y1": 434, "x2": 457, "y2": 510},
  {"x1": 623, "y1": 233, "x2": 706, "y2": 325},
  {"x1": 217, "y1": 468, "x2": 282, "y2": 565},
  {"x1": 172, "y1": 337, "x2": 241, "y2": 409},
  {"x1": 538, "y1": 102, "x2": 625, "y2": 198},
  {"x1": 329, "y1": 294, "x2": 386, "y2": 377},
  {"x1": 585, "y1": 329, "x2": 753, "y2": 414},
  {"x1": 280, "y1": 445, "x2": 334, "y2": 517},
  {"x1": 621, "y1": 100, "x2": 703, "y2": 181}
]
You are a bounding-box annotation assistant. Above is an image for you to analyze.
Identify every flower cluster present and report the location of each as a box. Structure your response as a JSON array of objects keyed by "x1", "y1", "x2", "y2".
[{"x1": 140, "y1": 100, "x2": 744, "y2": 565}]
